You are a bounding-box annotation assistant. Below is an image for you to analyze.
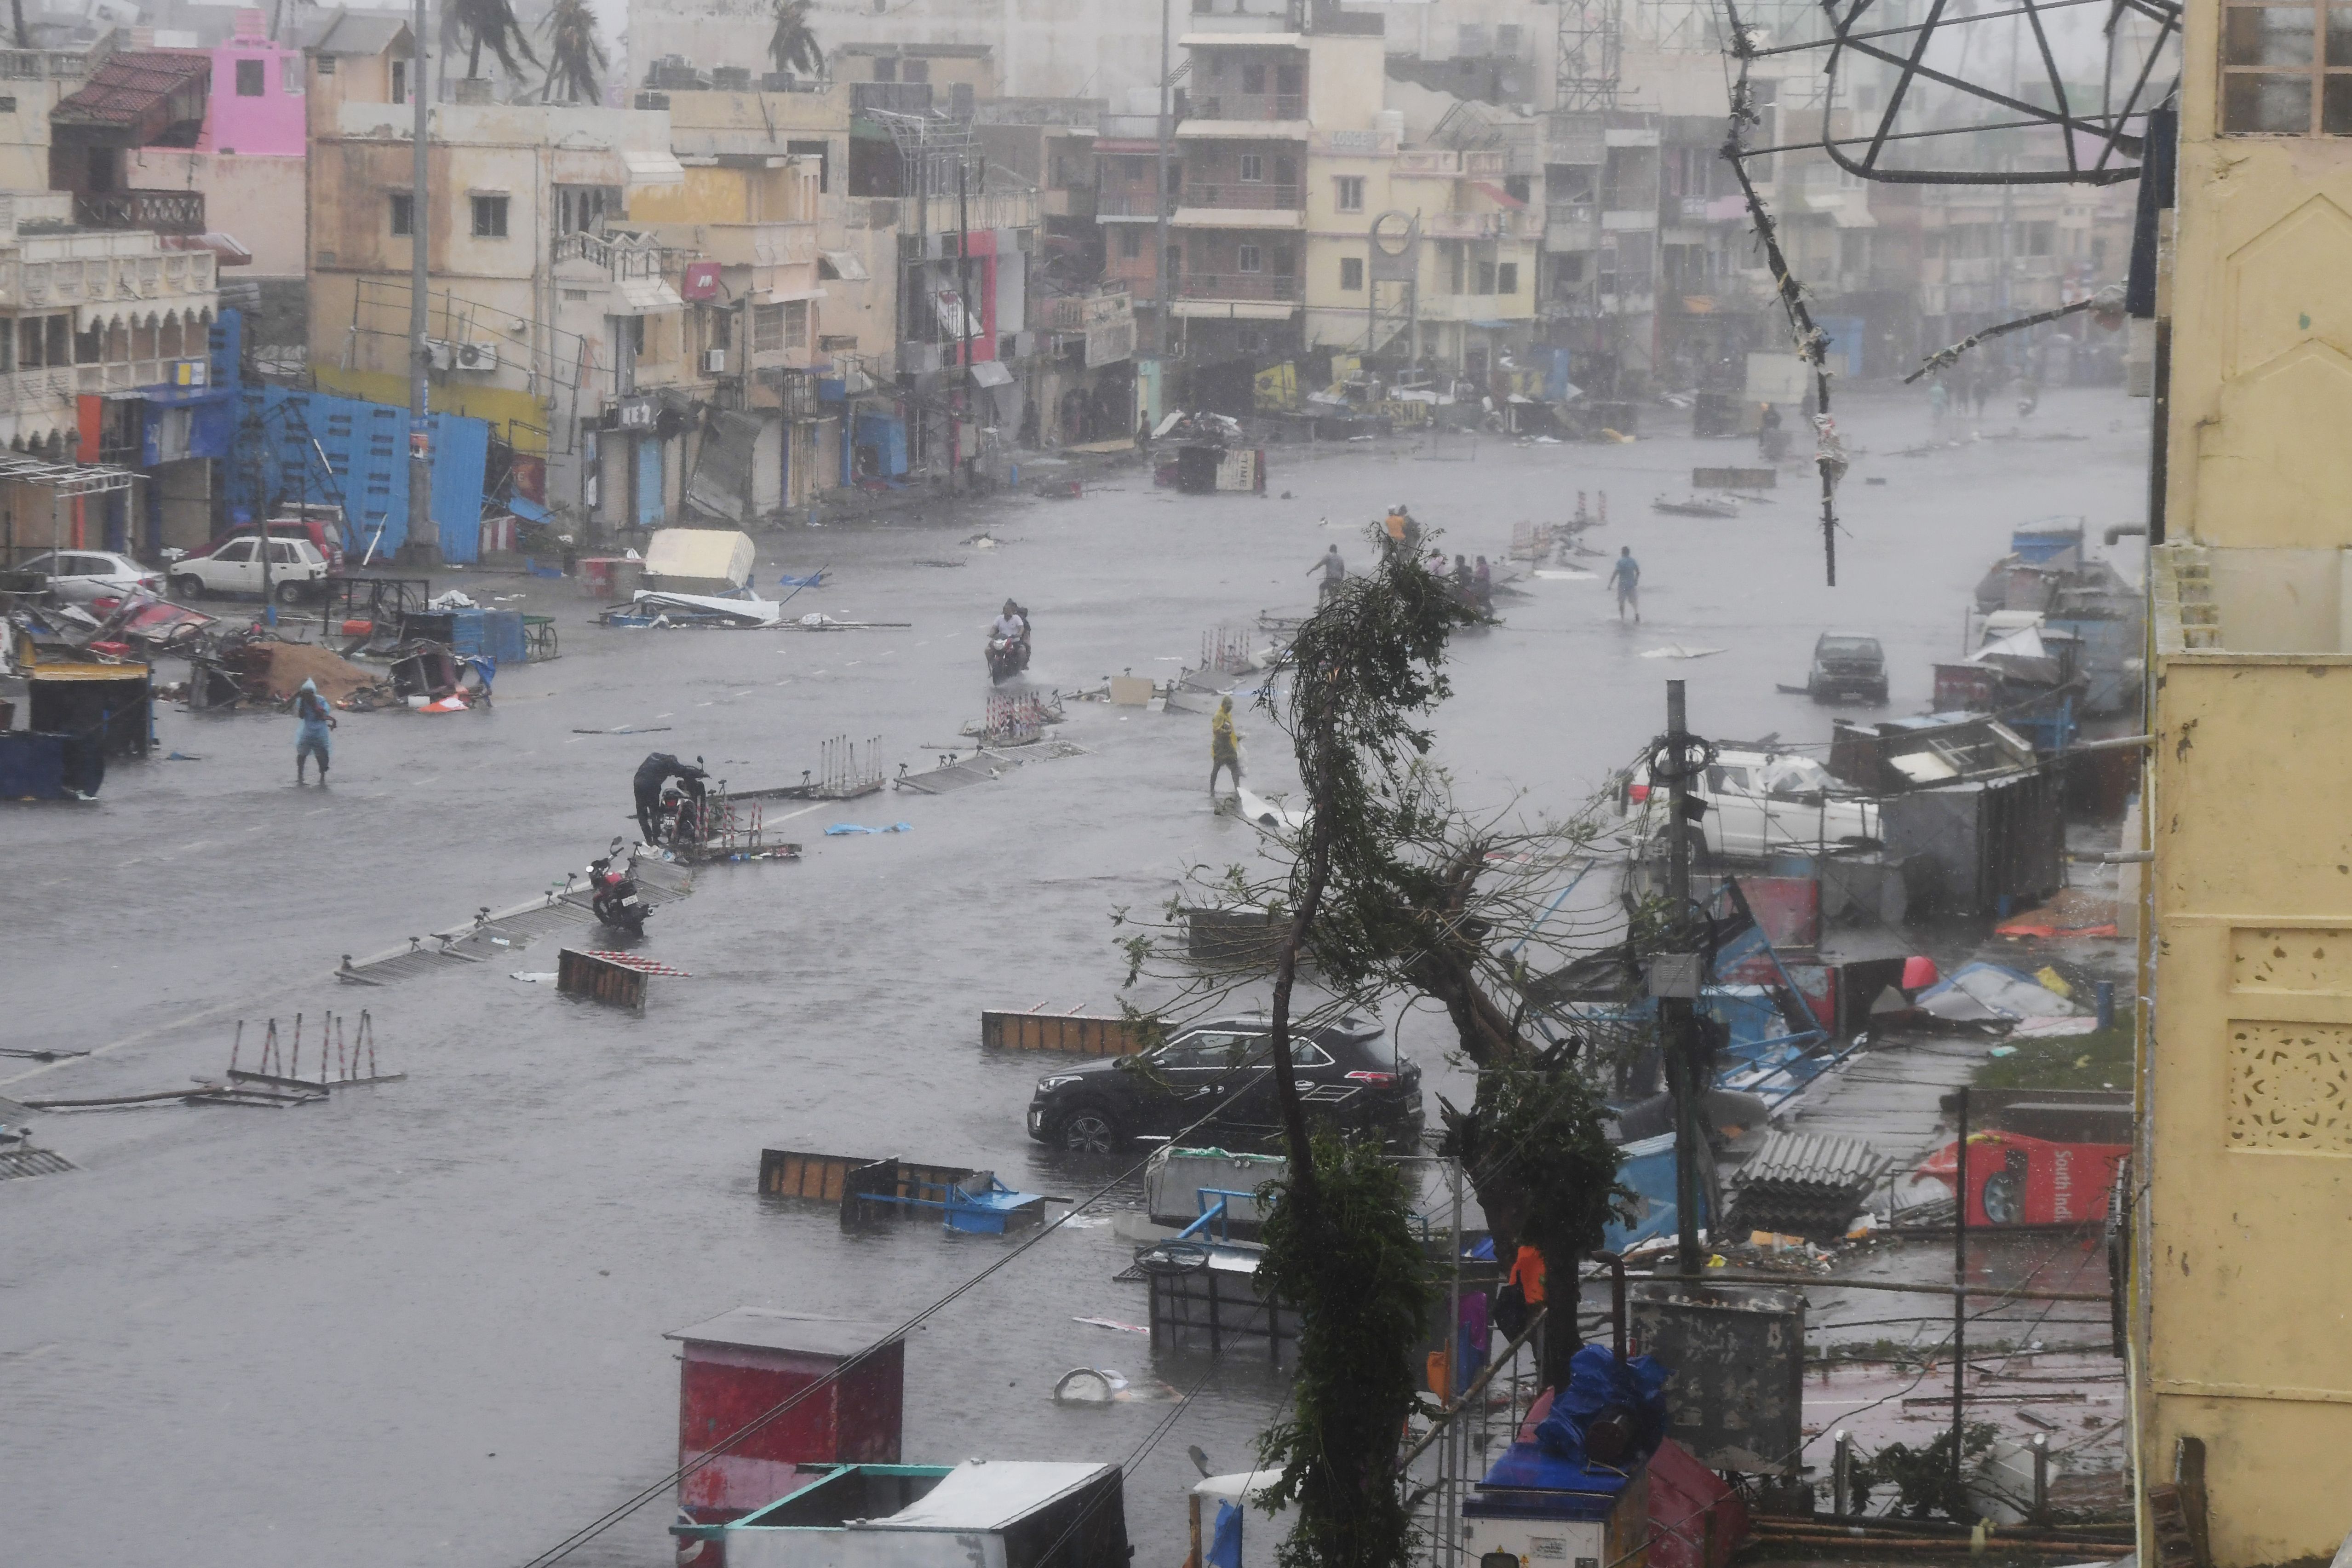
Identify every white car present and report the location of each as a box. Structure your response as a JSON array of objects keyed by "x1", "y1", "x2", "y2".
[
  {"x1": 1625, "y1": 747, "x2": 1881, "y2": 862},
  {"x1": 14, "y1": 549, "x2": 163, "y2": 606},
  {"x1": 170, "y1": 537, "x2": 331, "y2": 603}
]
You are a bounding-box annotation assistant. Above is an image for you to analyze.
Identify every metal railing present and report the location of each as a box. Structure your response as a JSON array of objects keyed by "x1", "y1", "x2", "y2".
[
  {"x1": 1186, "y1": 92, "x2": 1305, "y2": 122},
  {"x1": 1178, "y1": 272, "x2": 1300, "y2": 302},
  {"x1": 75, "y1": 190, "x2": 205, "y2": 235},
  {"x1": 551, "y1": 228, "x2": 675, "y2": 280},
  {"x1": 1096, "y1": 189, "x2": 1170, "y2": 218},
  {"x1": 1179, "y1": 182, "x2": 1301, "y2": 211}
]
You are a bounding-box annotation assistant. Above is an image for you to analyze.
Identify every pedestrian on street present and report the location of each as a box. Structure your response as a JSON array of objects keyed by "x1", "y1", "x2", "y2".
[
  {"x1": 1473, "y1": 555, "x2": 1494, "y2": 616},
  {"x1": 1308, "y1": 543, "x2": 1345, "y2": 603},
  {"x1": 1608, "y1": 546, "x2": 1641, "y2": 622},
  {"x1": 1971, "y1": 374, "x2": 1991, "y2": 420},
  {"x1": 1210, "y1": 695, "x2": 1243, "y2": 798},
  {"x1": 1928, "y1": 379, "x2": 1950, "y2": 429},
  {"x1": 294, "y1": 678, "x2": 336, "y2": 785}
]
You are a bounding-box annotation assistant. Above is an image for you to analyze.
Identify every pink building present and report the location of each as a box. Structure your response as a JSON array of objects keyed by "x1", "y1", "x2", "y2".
[{"x1": 122, "y1": 10, "x2": 308, "y2": 283}]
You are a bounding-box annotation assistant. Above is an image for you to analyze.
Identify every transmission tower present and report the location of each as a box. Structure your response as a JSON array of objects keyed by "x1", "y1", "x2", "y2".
[{"x1": 1555, "y1": 0, "x2": 1621, "y2": 111}]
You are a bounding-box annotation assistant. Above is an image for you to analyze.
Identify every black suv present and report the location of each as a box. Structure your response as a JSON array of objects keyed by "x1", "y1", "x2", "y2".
[
  {"x1": 1025, "y1": 1014, "x2": 1423, "y2": 1154},
  {"x1": 1806, "y1": 632, "x2": 1888, "y2": 704}
]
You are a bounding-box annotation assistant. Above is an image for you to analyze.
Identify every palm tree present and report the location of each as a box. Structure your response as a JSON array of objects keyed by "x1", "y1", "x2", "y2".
[
  {"x1": 450, "y1": 0, "x2": 539, "y2": 81},
  {"x1": 537, "y1": 0, "x2": 607, "y2": 103},
  {"x1": 765, "y1": 0, "x2": 822, "y2": 80}
]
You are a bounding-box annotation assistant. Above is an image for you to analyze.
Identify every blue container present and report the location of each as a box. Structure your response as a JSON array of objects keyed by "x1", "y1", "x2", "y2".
[
  {"x1": 445, "y1": 608, "x2": 527, "y2": 665},
  {"x1": 0, "y1": 731, "x2": 98, "y2": 798}
]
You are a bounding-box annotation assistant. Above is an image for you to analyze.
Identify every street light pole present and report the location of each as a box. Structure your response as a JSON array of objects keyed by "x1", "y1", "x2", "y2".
[{"x1": 406, "y1": 0, "x2": 437, "y2": 568}]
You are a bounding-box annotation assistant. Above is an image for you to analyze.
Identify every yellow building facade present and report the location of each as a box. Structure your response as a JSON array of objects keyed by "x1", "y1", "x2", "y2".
[{"x1": 2137, "y1": 0, "x2": 2352, "y2": 1560}]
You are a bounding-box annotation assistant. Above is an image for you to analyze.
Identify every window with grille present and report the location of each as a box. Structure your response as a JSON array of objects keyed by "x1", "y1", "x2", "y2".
[
  {"x1": 471, "y1": 195, "x2": 509, "y2": 238},
  {"x1": 1238, "y1": 243, "x2": 1263, "y2": 272},
  {"x1": 390, "y1": 193, "x2": 413, "y2": 235},
  {"x1": 236, "y1": 57, "x2": 265, "y2": 95},
  {"x1": 1335, "y1": 175, "x2": 1364, "y2": 212},
  {"x1": 1340, "y1": 256, "x2": 1364, "y2": 290},
  {"x1": 1497, "y1": 261, "x2": 1518, "y2": 293},
  {"x1": 754, "y1": 303, "x2": 784, "y2": 353},
  {"x1": 2221, "y1": 0, "x2": 2352, "y2": 134},
  {"x1": 784, "y1": 300, "x2": 809, "y2": 350},
  {"x1": 1120, "y1": 227, "x2": 1142, "y2": 258},
  {"x1": 1239, "y1": 153, "x2": 1264, "y2": 182}
]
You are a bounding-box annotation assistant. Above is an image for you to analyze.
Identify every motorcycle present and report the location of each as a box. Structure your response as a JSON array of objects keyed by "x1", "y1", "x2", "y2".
[
  {"x1": 589, "y1": 837, "x2": 652, "y2": 937},
  {"x1": 656, "y1": 774, "x2": 710, "y2": 847},
  {"x1": 986, "y1": 611, "x2": 1032, "y2": 683}
]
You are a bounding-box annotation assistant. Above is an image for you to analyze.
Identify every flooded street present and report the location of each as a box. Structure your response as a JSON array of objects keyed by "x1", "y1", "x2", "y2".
[{"x1": 2, "y1": 386, "x2": 2147, "y2": 1567}]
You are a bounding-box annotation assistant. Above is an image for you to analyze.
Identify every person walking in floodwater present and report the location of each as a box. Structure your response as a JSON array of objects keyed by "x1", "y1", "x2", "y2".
[
  {"x1": 1607, "y1": 546, "x2": 1641, "y2": 622},
  {"x1": 1210, "y1": 695, "x2": 1243, "y2": 798},
  {"x1": 1309, "y1": 543, "x2": 1345, "y2": 603},
  {"x1": 294, "y1": 678, "x2": 336, "y2": 784}
]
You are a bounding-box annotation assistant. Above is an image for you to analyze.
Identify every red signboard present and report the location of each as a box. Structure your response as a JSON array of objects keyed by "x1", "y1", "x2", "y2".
[{"x1": 682, "y1": 261, "x2": 723, "y2": 300}]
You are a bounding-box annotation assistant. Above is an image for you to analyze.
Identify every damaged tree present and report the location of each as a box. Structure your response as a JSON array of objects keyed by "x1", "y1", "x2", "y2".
[{"x1": 1247, "y1": 524, "x2": 1464, "y2": 1568}]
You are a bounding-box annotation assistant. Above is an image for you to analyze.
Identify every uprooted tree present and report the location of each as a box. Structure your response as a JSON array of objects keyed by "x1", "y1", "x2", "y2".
[{"x1": 1182, "y1": 524, "x2": 1629, "y2": 1568}]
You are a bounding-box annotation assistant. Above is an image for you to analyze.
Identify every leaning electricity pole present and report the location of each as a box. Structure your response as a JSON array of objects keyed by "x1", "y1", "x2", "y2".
[
  {"x1": 1652, "y1": 679, "x2": 1710, "y2": 1274},
  {"x1": 406, "y1": 0, "x2": 438, "y2": 567}
]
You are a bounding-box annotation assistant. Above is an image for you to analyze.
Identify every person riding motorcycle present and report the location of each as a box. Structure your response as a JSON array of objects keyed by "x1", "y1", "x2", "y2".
[
  {"x1": 987, "y1": 598, "x2": 1032, "y2": 680},
  {"x1": 632, "y1": 752, "x2": 708, "y2": 844},
  {"x1": 992, "y1": 600, "x2": 1028, "y2": 643}
]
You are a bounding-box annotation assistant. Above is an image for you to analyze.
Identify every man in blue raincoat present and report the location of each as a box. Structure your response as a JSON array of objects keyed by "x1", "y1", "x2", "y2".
[{"x1": 295, "y1": 678, "x2": 337, "y2": 784}]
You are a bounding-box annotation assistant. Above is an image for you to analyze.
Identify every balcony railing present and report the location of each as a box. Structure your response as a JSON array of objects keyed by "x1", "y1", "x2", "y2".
[
  {"x1": 1186, "y1": 93, "x2": 1305, "y2": 123},
  {"x1": 553, "y1": 228, "x2": 677, "y2": 280},
  {"x1": 1180, "y1": 182, "x2": 1301, "y2": 211},
  {"x1": 75, "y1": 189, "x2": 205, "y2": 235},
  {"x1": 1178, "y1": 272, "x2": 1300, "y2": 302},
  {"x1": 1096, "y1": 189, "x2": 1169, "y2": 218}
]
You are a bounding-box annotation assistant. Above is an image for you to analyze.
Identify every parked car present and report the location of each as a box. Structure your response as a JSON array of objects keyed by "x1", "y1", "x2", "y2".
[
  {"x1": 1807, "y1": 632, "x2": 1888, "y2": 704},
  {"x1": 1026, "y1": 1014, "x2": 1423, "y2": 1154},
  {"x1": 209, "y1": 507, "x2": 347, "y2": 574},
  {"x1": 11, "y1": 550, "x2": 163, "y2": 606},
  {"x1": 1624, "y1": 746, "x2": 1881, "y2": 862},
  {"x1": 170, "y1": 536, "x2": 332, "y2": 603}
]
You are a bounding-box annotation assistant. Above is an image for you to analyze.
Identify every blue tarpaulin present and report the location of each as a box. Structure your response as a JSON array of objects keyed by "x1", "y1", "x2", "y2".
[
  {"x1": 212, "y1": 310, "x2": 493, "y2": 563},
  {"x1": 1205, "y1": 1502, "x2": 1242, "y2": 1568},
  {"x1": 1533, "y1": 1344, "x2": 1671, "y2": 1467}
]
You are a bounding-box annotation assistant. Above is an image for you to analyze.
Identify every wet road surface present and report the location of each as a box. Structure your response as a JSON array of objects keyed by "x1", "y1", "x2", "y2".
[{"x1": 0, "y1": 385, "x2": 2148, "y2": 1566}]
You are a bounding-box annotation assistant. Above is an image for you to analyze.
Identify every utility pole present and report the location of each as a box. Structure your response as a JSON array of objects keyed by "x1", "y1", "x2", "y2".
[
  {"x1": 1153, "y1": 0, "x2": 1173, "y2": 367},
  {"x1": 406, "y1": 0, "x2": 437, "y2": 568},
  {"x1": 1654, "y1": 678, "x2": 1707, "y2": 1275}
]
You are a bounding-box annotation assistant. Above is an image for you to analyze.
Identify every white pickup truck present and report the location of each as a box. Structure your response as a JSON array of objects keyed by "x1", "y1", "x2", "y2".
[{"x1": 1623, "y1": 746, "x2": 1881, "y2": 862}]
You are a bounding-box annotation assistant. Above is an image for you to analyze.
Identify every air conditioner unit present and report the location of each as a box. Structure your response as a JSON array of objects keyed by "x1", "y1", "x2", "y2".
[
  {"x1": 455, "y1": 341, "x2": 500, "y2": 372},
  {"x1": 425, "y1": 339, "x2": 455, "y2": 371},
  {"x1": 702, "y1": 348, "x2": 727, "y2": 374}
]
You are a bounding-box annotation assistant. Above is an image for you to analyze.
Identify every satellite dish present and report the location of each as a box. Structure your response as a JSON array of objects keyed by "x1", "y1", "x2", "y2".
[{"x1": 1371, "y1": 211, "x2": 1416, "y2": 257}]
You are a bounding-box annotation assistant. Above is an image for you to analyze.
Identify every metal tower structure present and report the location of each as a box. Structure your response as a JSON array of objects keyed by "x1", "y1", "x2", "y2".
[{"x1": 1554, "y1": 0, "x2": 1622, "y2": 111}]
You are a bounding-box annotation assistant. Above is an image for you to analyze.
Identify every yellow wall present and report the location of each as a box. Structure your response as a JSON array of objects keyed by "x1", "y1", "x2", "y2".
[
  {"x1": 313, "y1": 365, "x2": 554, "y2": 455},
  {"x1": 2140, "y1": 0, "x2": 2352, "y2": 1558}
]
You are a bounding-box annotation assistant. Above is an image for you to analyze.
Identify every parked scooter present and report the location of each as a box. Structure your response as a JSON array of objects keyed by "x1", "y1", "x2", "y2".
[{"x1": 589, "y1": 837, "x2": 652, "y2": 937}]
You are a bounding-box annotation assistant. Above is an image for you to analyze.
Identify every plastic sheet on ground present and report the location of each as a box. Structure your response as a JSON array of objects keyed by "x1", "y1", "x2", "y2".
[{"x1": 1915, "y1": 961, "x2": 2078, "y2": 1022}]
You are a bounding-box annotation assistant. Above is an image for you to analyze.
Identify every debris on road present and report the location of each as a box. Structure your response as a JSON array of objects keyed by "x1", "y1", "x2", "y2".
[
  {"x1": 759, "y1": 1147, "x2": 1065, "y2": 1234},
  {"x1": 557, "y1": 948, "x2": 689, "y2": 1011}
]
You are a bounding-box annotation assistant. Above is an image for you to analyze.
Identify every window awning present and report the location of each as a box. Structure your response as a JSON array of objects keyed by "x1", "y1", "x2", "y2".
[
  {"x1": 161, "y1": 231, "x2": 253, "y2": 266},
  {"x1": 818, "y1": 249, "x2": 870, "y2": 282},
  {"x1": 762, "y1": 285, "x2": 826, "y2": 305},
  {"x1": 1471, "y1": 180, "x2": 1526, "y2": 211},
  {"x1": 614, "y1": 277, "x2": 685, "y2": 315},
  {"x1": 622, "y1": 149, "x2": 688, "y2": 187}
]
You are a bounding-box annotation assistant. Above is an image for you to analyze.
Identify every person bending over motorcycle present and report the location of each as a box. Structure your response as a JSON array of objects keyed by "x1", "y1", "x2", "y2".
[{"x1": 632, "y1": 752, "x2": 708, "y2": 844}]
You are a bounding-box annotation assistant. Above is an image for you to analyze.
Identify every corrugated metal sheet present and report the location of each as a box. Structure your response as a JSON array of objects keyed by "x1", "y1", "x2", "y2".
[{"x1": 1731, "y1": 1130, "x2": 1891, "y2": 1190}]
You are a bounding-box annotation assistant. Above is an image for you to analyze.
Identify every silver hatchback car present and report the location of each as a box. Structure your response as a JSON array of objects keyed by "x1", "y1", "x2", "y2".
[{"x1": 13, "y1": 549, "x2": 163, "y2": 605}]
